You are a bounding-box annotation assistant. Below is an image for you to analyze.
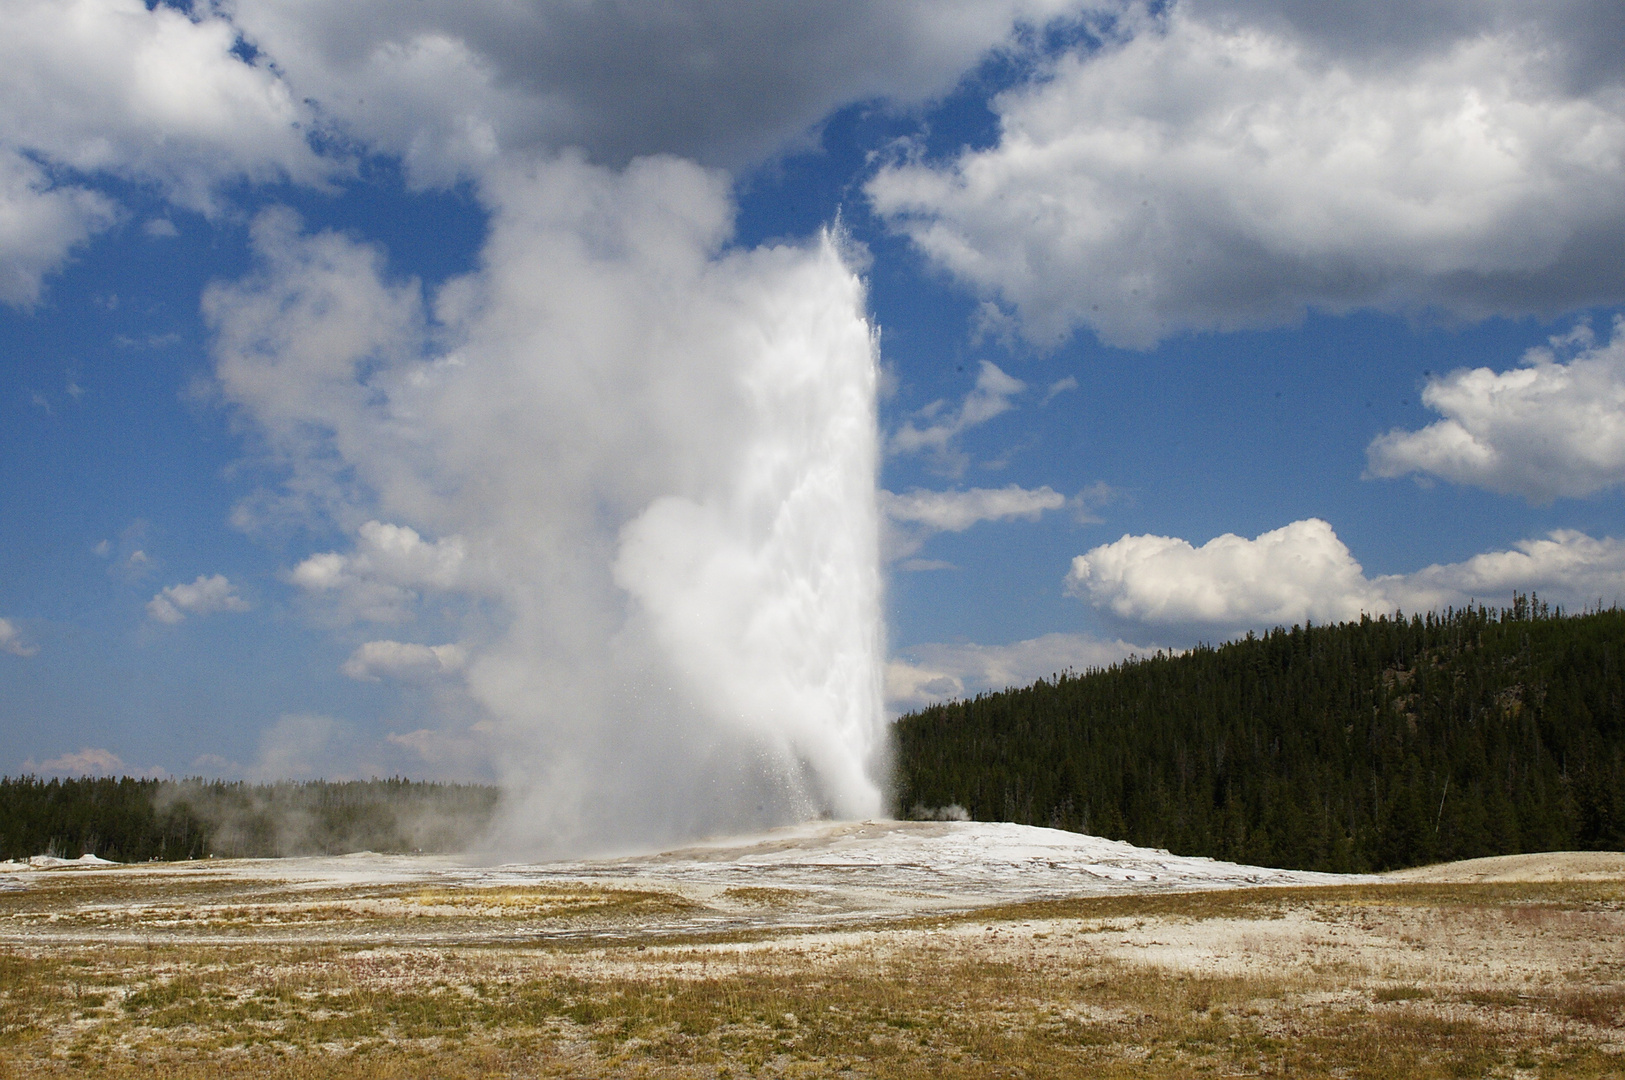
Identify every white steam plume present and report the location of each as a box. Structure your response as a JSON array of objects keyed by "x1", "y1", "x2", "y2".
[{"x1": 208, "y1": 153, "x2": 885, "y2": 854}]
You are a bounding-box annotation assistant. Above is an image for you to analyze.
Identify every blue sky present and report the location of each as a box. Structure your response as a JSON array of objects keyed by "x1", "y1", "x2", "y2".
[{"x1": 3, "y1": 1, "x2": 1625, "y2": 816}]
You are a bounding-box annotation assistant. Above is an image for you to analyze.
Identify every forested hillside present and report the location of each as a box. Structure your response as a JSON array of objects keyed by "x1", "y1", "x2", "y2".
[
  {"x1": 0, "y1": 777, "x2": 499, "y2": 862},
  {"x1": 893, "y1": 598, "x2": 1625, "y2": 872}
]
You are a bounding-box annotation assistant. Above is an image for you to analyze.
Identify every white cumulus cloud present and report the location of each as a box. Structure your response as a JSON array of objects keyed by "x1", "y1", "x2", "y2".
[
  {"x1": 0, "y1": 0, "x2": 327, "y2": 305},
  {"x1": 1068, "y1": 518, "x2": 1625, "y2": 629},
  {"x1": 25, "y1": 747, "x2": 125, "y2": 776},
  {"x1": 0, "y1": 152, "x2": 118, "y2": 308},
  {"x1": 1367, "y1": 320, "x2": 1625, "y2": 502},
  {"x1": 1400, "y1": 531, "x2": 1625, "y2": 614},
  {"x1": 146, "y1": 574, "x2": 251, "y2": 624},
  {"x1": 887, "y1": 632, "x2": 1157, "y2": 709},
  {"x1": 341, "y1": 640, "x2": 467, "y2": 681},
  {"x1": 869, "y1": 1, "x2": 1625, "y2": 348},
  {"x1": 225, "y1": 0, "x2": 1093, "y2": 178},
  {"x1": 880, "y1": 483, "x2": 1067, "y2": 563},
  {"x1": 0, "y1": 616, "x2": 38, "y2": 657},
  {"x1": 882, "y1": 484, "x2": 1066, "y2": 532},
  {"x1": 1069, "y1": 518, "x2": 1386, "y2": 625},
  {"x1": 290, "y1": 520, "x2": 468, "y2": 624},
  {"x1": 0, "y1": 0, "x2": 1105, "y2": 307},
  {"x1": 889, "y1": 360, "x2": 1025, "y2": 475}
]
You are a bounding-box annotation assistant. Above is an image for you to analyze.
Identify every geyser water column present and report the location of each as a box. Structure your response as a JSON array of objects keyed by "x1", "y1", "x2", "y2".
[
  {"x1": 613, "y1": 235, "x2": 886, "y2": 824},
  {"x1": 209, "y1": 154, "x2": 886, "y2": 853}
]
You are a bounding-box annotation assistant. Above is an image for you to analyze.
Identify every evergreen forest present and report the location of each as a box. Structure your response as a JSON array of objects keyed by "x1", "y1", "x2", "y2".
[
  {"x1": 892, "y1": 598, "x2": 1625, "y2": 872},
  {"x1": 0, "y1": 777, "x2": 499, "y2": 863}
]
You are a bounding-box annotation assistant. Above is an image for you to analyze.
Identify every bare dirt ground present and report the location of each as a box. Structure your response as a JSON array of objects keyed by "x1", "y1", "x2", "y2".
[{"x1": 2, "y1": 821, "x2": 1622, "y2": 1078}]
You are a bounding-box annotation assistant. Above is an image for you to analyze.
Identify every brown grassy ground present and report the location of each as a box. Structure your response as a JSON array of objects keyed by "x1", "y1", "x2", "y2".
[{"x1": 2, "y1": 859, "x2": 1623, "y2": 1078}]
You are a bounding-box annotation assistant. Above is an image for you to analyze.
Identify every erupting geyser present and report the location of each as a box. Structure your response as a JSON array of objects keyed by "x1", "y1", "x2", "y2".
[{"x1": 211, "y1": 155, "x2": 885, "y2": 854}]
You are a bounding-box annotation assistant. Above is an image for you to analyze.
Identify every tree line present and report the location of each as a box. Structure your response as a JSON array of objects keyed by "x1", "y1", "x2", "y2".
[
  {"x1": 892, "y1": 597, "x2": 1625, "y2": 871},
  {"x1": 0, "y1": 776, "x2": 500, "y2": 862}
]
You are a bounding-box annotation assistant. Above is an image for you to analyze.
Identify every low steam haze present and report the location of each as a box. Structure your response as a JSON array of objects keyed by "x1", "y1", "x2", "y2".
[{"x1": 5, "y1": 0, "x2": 1625, "y2": 852}]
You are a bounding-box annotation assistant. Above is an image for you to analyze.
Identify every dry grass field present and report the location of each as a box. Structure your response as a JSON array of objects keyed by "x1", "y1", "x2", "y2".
[{"x1": 2, "y1": 840, "x2": 1623, "y2": 1078}]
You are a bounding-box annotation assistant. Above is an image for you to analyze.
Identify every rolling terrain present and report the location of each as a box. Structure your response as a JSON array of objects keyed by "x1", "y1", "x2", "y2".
[{"x1": 3, "y1": 821, "x2": 1623, "y2": 1078}]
